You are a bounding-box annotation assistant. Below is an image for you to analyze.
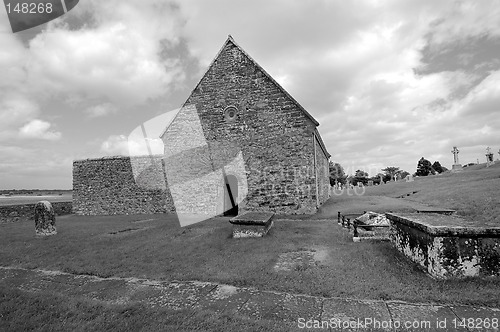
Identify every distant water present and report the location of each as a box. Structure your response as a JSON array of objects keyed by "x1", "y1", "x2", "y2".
[{"x1": 0, "y1": 194, "x2": 72, "y2": 206}]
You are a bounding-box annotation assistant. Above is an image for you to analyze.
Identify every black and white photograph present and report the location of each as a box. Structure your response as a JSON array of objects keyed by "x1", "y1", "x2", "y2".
[{"x1": 1, "y1": 1, "x2": 500, "y2": 331}]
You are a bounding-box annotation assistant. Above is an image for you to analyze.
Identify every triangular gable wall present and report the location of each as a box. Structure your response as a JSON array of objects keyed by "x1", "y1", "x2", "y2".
[{"x1": 161, "y1": 35, "x2": 324, "y2": 139}]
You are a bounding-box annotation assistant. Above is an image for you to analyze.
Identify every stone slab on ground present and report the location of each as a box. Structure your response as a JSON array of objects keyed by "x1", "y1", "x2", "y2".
[
  {"x1": 238, "y1": 290, "x2": 289, "y2": 319},
  {"x1": 230, "y1": 211, "x2": 274, "y2": 238},
  {"x1": 386, "y1": 212, "x2": 500, "y2": 236},
  {"x1": 322, "y1": 298, "x2": 393, "y2": 331},
  {"x1": 229, "y1": 211, "x2": 274, "y2": 225},
  {"x1": 415, "y1": 207, "x2": 456, "y2": 215},
  {"x1": 193, "y1": 284, "x2": 254, "y2": 314},
  {"x1": 131, "y1": 280, "x2": 217, "y2": 310},
  {"x1": 2, "y1": 266, "x2": 500, "y2": 330},
  {"x1": 387, "y1": 302, "x2": 468, "y2": 331},
  {"x1": 451, "y1": 306, "x2": 500, "y2": 332},
  {"x1": 266, "y1": 293, "x2": 323, "y2": 323}
]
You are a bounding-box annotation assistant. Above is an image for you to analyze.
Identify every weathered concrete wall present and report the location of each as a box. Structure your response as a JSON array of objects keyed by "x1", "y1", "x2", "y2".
[
  {"x1": 387, "y1": 213, "x2": 500, "y2": 279},
  {"x1": 162, "y1": 38, "x2": 328, "y2": 215},
  {"x1": 0, "y1": 201, "x2": 72, "y2": 223},
  {"x1": 73, "y1": 156, "x2": 174, "y2": 215}
]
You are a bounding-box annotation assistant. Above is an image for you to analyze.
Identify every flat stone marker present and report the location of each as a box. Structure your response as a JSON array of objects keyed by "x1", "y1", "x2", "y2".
[
  {"x1": 415, "y1": 207, "x2": 456, "y2": 215},
  {"x1": 34, "y1": 201, "x2": 57, "y2": 236},
  {"x1": 229, "y1": 212, "x2": 274, "y2": 238}
]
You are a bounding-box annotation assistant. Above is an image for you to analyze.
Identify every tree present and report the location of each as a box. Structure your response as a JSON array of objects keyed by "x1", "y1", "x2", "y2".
[
  {"x1": 400, "y1": 170, "x2": 410, "y2": 179},
  {"x1": 382, "y1": 167, "x2": 400, "y2": 181},
  {"x1": 416, "y1": 157, "x2": 435, "y2": 176},
  {"x1": 353, "y1": 169, "x2": 369, "y2": 185},
  {"x1": 329, "y1": 161, "x2": 346, "y2": 185},
  {"x1": 432, "y1": 161, "x2": 444, "y2": 173},
  {"x1": 355, "y1": 169, "x2": 369, "y2": 178}
]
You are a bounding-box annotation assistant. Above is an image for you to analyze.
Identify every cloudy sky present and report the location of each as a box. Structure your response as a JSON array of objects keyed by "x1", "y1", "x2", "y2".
[{"x1": 1, "y1": 0, "x2": 500, "y2": 189}]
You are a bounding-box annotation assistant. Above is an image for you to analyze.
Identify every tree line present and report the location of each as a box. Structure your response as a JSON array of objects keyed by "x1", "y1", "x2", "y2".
[{"x1": 329, "y1": 157, "x2": 448, "y2": 186}]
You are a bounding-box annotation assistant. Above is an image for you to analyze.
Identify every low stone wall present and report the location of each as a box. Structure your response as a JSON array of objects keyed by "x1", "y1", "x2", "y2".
[
  {"x1": 387, "y1": 213, "x2": 500, "y2": 279},
  {"x1": 0, "y1": 201, "x2": 72, "y2": 223}
]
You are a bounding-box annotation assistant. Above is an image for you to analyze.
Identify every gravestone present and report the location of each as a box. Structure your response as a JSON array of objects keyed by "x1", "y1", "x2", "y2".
[
  {"x1": 451, "y1": 146, "x2": 462, "y2": 172},
  {"x1": 405, "y1": 174, "x2": 413, "y2": 182},
  {"x1": 379, "y1": 174, "x2": 383, "y2": 184},
  {"x1": 34, "y1": 201, "x2": 57, "y2": 236},
  {"x1": 367, "y1": 180, "x2": 373, "y2": 186}
]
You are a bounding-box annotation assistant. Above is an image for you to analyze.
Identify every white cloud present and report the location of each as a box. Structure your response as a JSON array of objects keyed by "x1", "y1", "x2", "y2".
[
  {"x1": 100, "y1": 135, "x2": 129, "y2": 155},
  {"x1": 100, "y1": 134, "x2": 163, "y2": 156},
  {"x1": 2, "y1": 0, "x2": 500, "y2": 187},
  {"x1": 0, "y1": 95, "x2": 40, "y2": 141},
  {"x1": 19, "y1": 119, "x2": 61, "y2": 141},
  {"x1": 428, "y1": 1, "x2": 500, "y2": 44},
  {"x1": 26, "y1": 21, "x2": 183, "y2": 106},
  {"x1": 85, "y1": 103, "x2": 118, "y2": 118}
]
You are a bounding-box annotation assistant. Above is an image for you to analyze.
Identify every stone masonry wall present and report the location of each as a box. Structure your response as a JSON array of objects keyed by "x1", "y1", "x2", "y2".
[
  {"x1": 388, "y1": 213, "x2": 500, "y2": 279},
  {"x1": 162, "y1": 39, "x2": 326, "y2": 215},
  {"x1": 314, "y1": 135, "x2": 330, "y2": 206},
  {"x1": 0, "y1": 201, "x2": 72, "y2": 223},
  {"x1": 73, "y1": 155, "x2": 174, "y2": 215}
]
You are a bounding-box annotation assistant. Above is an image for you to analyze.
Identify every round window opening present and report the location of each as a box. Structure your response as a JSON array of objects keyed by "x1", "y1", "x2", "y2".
[{"x1": 224, "y1": 106, "x2": 238, "y2": 121}]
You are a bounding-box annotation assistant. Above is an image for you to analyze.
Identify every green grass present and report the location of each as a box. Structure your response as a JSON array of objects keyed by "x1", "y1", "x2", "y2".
[
  {"x1": 317, "y1": 164, "x2": 500, "y2": 224},
  {"x1": 0, "y1": 286, "x2": 292, "y2": 332},
  {"x1": 1, "y1": 214, "x2": 499, "y2": 308}
]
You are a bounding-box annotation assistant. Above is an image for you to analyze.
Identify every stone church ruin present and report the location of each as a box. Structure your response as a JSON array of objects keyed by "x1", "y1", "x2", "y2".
[{"x1": 73, "y1": 36, "x2": 330, "y2": 218}]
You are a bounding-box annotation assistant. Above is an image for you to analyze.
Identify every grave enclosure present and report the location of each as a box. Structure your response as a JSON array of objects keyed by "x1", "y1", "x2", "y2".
[
  {"x1": 337, "y1": 209, "x2": 500, "y2": 279},
  {"x1": 387, "y1": 213, "x2": 500, "y2": 279}
]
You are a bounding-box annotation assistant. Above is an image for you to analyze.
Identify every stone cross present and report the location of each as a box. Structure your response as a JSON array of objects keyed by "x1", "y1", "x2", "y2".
[
  {"x1": 451, "y1": 146, "x2": 460, "y2": 165},
  {"x1": 486, "y1": 147, "x2": 494, "y2": 162}
]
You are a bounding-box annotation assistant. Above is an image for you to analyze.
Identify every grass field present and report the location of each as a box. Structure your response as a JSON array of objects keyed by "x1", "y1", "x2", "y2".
[
  {"x1": 319, "y1": 163, "x2": 500, "y2": 225},
  {"x1": 0, "y1": 286, "x2": 292, "y2": 332},
  {"x1": 1, "y1": 213, "x2": 499, "y2": 308},
  {"x1": 1, "y1": 165, "x2": 499, "y2": 330}
]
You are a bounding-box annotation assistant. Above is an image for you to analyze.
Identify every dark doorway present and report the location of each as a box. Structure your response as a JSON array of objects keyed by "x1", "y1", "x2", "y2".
[{"x1": 223, "y1": 174, "x2": 238, "y2": 216}]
